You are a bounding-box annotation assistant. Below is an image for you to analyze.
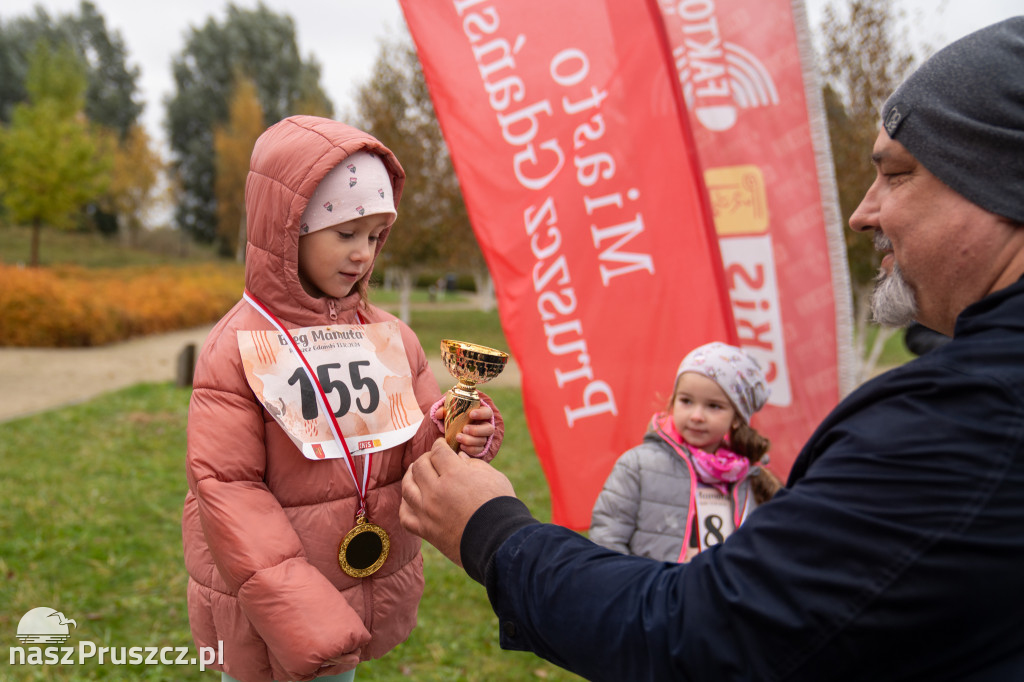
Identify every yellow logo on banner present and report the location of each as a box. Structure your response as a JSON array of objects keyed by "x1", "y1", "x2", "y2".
[{"x1": 704, "y1": 165, "x2": 769, "y2": 236}]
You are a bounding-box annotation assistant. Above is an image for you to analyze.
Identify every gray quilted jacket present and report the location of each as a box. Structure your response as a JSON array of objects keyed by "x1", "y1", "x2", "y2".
[{"x1": 589, "y1": 415, "x2": 760, "y2": 562}]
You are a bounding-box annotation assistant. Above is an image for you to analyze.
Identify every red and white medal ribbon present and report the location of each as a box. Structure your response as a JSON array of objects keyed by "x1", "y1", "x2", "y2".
[{"x1": 243, "y1": 290, "x2": 371, "y2": 515}]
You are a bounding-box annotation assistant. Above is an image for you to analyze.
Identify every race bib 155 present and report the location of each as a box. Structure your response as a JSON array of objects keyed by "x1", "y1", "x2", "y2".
[{"x1": 237, "y1": 320, "x2": 424, "y2": 460}]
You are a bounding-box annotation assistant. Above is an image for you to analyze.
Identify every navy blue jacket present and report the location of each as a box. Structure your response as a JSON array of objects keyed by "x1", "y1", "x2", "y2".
[{"x1": 461, "y1": 278, "x2": 1024, "y2": 681}]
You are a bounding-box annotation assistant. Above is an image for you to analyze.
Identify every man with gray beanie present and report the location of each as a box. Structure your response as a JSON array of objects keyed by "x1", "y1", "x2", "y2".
[{"x1": 399, "y1": 17, "x2": 1024, "y2": 681}]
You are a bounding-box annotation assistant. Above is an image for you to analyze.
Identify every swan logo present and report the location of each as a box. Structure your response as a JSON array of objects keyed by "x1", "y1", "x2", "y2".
[
  {"x1": 662, "y1": 1, "x2": 780, "y2": 132},
  {"x1": 17, "y1": 608, "x2": 77, "y2": 645}
]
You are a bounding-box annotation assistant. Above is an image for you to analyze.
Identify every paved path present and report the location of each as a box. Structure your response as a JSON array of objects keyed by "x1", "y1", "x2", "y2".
[
  {"x1": 0, "y1": 323, "x2": 520, "y2": 423},
  {"x1": 0, "y1": 325, "x2": 216, "y2": 422}
]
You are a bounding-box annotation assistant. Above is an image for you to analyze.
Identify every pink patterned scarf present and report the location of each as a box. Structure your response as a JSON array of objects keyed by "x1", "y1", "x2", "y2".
[{"x1": 659, "y1": 415, "x2": 749, "y2": 496}]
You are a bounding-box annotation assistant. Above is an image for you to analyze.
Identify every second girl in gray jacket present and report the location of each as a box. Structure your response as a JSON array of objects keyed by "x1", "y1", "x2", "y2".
[{"x1": 589, "y1": 342, "x2": 781, "y2": 562}]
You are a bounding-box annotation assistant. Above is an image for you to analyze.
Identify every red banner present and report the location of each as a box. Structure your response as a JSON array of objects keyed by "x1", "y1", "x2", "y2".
[
  {"x1": 400, "y1": 0, "x2": 736, "y2": 528},
  {"x1": 654, "y1": 0, "x2": 855, "y2": 476}
]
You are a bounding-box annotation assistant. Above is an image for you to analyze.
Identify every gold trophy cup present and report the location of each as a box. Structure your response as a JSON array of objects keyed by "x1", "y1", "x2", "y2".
[{"x1": 440, "y1": 339, "x2": 508, "y2": 450}]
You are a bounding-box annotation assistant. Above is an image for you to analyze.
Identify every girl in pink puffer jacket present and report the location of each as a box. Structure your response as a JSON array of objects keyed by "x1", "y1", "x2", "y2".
[{"x1": 183, "y1": 116, "x2": 503, "y2": 682}]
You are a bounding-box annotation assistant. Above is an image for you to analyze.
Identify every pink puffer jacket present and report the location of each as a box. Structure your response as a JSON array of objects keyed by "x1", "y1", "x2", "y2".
[{"x1": 182, "y1": 116, "x2": 503, "y2": 682}]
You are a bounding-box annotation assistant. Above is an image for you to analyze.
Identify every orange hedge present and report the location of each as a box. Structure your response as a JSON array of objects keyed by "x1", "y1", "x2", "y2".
[{"x1": 0, "y1": 263, "x2": 245, "y2": 347}]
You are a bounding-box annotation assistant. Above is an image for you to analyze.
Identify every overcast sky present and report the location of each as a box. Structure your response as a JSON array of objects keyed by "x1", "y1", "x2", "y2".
[{"x1": 1, "y1": 0, "x2": 1020, "y2": 151}]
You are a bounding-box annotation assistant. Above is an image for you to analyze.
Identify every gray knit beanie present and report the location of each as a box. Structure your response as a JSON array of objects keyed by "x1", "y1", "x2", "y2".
[{"x1": 881, "y1": 16, "x2": 1024, "y2": 224}]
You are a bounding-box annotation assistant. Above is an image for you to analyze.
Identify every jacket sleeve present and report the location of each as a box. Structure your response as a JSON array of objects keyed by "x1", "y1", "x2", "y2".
[
  {"x1": 463, "y1": 358, "x2": 1024, "y2": 682},
  {"x1": 186, "y1": 333, "x2": 369, "y2": 679},
  {"x1": 588, "y1": 450, "x2": 640, "y2": 553},
  {"x1": 400, "y1": 323, "x2": 444, "y2": 471}
]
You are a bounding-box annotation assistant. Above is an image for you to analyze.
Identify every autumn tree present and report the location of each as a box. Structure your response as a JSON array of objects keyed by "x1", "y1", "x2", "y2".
[
  {"x1": 350, "y1": 32, "x2": 489, "y2": 321},
  {"x1": 102, "y1": 124, "x2": 165, "y2": 248},
  {"x1": 214, "y1": 75, "x2": 265, "y2": 260},
  {"x1": 0, "y1": 40, "x2": 112, "y2": 266},
  {"x1": 0, "y1": 1, "x2": 143, "y2": 244},
  {"x1": 820, "y1": 0, "x2": 916, "y2": 378},
  {"x1": 167, "y1": 4, "x2": 333, "y2": 245}
]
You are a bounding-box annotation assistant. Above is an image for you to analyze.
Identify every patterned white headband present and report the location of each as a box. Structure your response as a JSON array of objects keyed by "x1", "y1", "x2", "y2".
[
  {"x1": 676, "y1": 342, "x2": 770, "y2": 423},
  {"x1": 300, "y1": 150, "x2": 396, "y2": 234}
]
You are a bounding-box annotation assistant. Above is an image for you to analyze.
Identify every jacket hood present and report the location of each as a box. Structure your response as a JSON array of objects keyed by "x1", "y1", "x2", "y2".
[{"x1": 243, "y1": 115, "x2": 405, "y2": 323}]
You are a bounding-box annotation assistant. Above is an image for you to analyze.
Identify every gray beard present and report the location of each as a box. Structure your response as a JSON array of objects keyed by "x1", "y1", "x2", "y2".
[{"x1": 870, "y1": 261, "x2": 918, "y2": 328}]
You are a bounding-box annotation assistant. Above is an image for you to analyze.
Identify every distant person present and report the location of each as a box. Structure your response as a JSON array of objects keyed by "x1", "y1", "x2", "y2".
[
  {"x1": 400, "y1": 18, "x2": 1024, "y2": 681},
  {"x1": 183, "y1": 116, "x2": 502, "y2": 682},
  {"x1": 589, "y1": 342, "x2": 780, "y2": 562}
]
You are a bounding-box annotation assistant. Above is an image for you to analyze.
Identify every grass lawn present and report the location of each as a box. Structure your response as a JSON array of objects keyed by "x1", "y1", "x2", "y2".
[
  {"x1": 0, "y1": 383, "x2": 581, "y2": 682},
  {"x1": 0, "y1": 224, "x2": 219, "y2": 268},
  {"x1": 405, "y1": 307, "x2": 511, "y2": 361}
]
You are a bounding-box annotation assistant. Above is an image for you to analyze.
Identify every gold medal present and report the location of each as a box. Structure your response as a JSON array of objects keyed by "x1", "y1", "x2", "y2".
[{"x1": 338, "y1": 515, "x2": 390, "y2": 578}]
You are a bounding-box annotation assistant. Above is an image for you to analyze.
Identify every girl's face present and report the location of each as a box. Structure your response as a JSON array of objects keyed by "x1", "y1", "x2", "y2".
[
  {"x1": 297, "y1": 214, "x2": 389, "y2": 299},
  {"x1": 671, "y1": 372, "x2": 740, "y2": 452}
]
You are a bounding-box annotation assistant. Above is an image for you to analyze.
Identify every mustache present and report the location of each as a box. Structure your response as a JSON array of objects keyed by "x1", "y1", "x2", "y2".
[{"x1": 874, "y1": 231, "x2": 892, "y2": 251}]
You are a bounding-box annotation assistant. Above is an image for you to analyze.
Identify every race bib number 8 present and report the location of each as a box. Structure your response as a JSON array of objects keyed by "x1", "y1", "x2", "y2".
[
  {"x1": 238, "y1": 321, "x2": 424, "y2": 460},
  {"x1": 694, "y1": 486, "x2": 738, "y2": 550}
]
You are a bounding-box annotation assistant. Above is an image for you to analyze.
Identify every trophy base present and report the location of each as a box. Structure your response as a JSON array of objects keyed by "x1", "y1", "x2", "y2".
[{"x1": 444, "y1": 386, "x2": 479, "y2": 451}]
